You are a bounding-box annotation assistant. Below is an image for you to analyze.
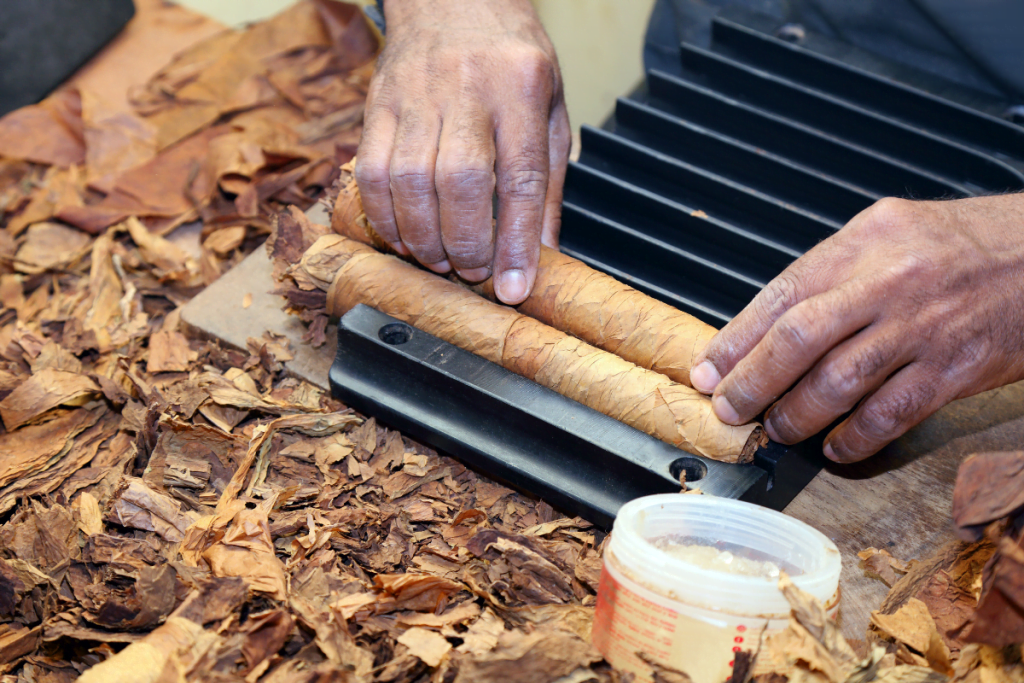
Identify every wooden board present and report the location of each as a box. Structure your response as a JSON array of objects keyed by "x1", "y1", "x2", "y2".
[{"x1": 180, "y1": 213, "x2": 1024, "y2": 640}]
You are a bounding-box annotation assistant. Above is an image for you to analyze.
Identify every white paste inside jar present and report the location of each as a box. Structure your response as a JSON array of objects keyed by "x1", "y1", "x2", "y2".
[{"x1": 655, "y1": 542, "x2": 783, "y2": 578}]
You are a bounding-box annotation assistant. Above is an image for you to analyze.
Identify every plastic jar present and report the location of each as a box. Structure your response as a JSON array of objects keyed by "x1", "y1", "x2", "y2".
[{"x1": 592, "y1": 494, "x2": 841, "y2": 683}]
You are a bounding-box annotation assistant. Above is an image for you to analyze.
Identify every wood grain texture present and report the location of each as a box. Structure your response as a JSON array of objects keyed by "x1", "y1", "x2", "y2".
[{"x1": 784, "y1": 380, "x2": 1024, "y2": 639}]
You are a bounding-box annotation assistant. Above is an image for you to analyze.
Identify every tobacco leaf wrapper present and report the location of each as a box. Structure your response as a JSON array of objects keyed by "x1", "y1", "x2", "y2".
[
  {"x1": 299, "y1": 234, "x2": 761, "y2": 462},
  {"x1": 329, "y1": 161, "x2": 718, "y2": 386}
]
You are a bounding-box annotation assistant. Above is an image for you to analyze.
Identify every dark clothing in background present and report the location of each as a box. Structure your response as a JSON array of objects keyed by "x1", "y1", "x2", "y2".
[{"x1": 645, "y1": 0, "x2": 1024, "y2": 101}]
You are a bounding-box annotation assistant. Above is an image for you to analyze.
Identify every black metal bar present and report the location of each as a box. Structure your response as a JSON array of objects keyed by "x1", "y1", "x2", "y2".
[
  {"x1": 559, "y1": 203, "x2": 757, "y2": 325},
  {"x1": 613, "y1": 97, "x2": 877, "y2": 224},
  {"x1": 577, "y1": 125, "x2": 839, "y2": 251},
  {"x1": 646, "y1": 70, "x2": 972, "y2": 200},
  {"x1": 709, "y1": 14, "x2": 1024, "y2": 165},
  {"x1": 677, "y1": 44, "x2": 1024, "y2": 193},
  {"x1": 330, "y1": 305, "x2": 824, "y2": 528},
  {"x1": 563, "y1": 162, "x2": 798, "y2": 283}
]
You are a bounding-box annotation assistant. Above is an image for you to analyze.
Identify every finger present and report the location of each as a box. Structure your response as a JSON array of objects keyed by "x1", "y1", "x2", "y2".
[
  {"x1": 824, "y1": 361, "x2": 945, "y2": 463},
  {"x1": 763, "y1": 323, "x2": 915, "y2": 444},
  {"x1": 492, "y1": 106, "x2": 550, "y2": 304},
  {"x1": 541, "y1": 98, "x2": 571, "y2": 250},
  {"x1": 690, "y1": 243, "x2": 851, "y2": 394},
  {"x1": 389, "y1": 109, "x2": 446, "y2": 272},
  {"x1": 435, "y1": 107, "x2": 496, "y2": 281},
  {"x1": 710, "y1": 280, "x2": 877, "y2": 424},
  {"x1": 355, "y1": 106, "x2": 405, "y2": 253}
]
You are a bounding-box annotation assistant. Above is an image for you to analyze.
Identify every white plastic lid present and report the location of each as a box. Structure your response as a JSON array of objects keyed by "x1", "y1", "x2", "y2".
[{"x1": 608, "y1": 494, "x2": 841, "y2": 618}]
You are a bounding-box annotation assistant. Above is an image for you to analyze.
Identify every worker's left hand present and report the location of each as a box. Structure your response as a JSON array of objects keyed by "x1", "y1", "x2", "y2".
[{"x1": 689, "y1": 194, "x2": 1024, "y2": 463}]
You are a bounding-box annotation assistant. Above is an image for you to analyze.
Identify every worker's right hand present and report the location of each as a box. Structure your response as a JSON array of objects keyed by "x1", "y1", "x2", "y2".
[{"x1": 355, "y1": 0, "x2": 571, "y2": 305}]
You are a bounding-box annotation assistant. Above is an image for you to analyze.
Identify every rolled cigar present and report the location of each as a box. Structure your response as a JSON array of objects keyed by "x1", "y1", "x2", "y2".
[
  {"x1": 330, "y1": 162, "x2": 717, "y2": 386},
  {"x1": 299, "y1": 234, "x2": 762, "y2": 463}
]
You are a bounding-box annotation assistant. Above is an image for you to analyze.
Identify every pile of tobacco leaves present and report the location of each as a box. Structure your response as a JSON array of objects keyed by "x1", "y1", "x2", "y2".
[{"x1": 0, "y1": 2, "x2": 1021, "y2": 682}]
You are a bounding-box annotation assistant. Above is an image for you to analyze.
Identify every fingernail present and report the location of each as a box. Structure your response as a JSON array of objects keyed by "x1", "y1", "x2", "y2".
[
  {"x1": 495, "y1": 269, "x2": 527, "y2": 303},
  {"x1": 712, "y1": 393, "x2": 740, "y2": 424},
  {"x1": 690, "y1": 362, "x2": 721, "y2": 393},
  {"x1": 390, "y1": 240, "x2": 410, "y2": 256},
  {"x1": 425, "y1": 259, "x2": 451, "y2": 274},
  {"x1": 823, "y1": 441, "x2": 840, "y2": 462},
  {"x1": 457, "y1": 266, "x2": 491, "y2": 283}
]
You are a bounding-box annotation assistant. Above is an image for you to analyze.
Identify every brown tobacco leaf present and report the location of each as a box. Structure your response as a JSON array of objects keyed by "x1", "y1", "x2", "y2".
[
  {"x1": 106, "y1": 477, "x2": 200, "y2": 542},
  {"x1": 5, "y1": 165, "x2": 86, "y2": 237},
  {"x1": 147, "y1": 330, "x2": 196, "y2": 373},
  {"x1": 375, "y1": 573, "x2": 466, "y2": 613},
  {"x1": 14, "y1": 222, "x2": 92, "y2": 274},
  {"x1": 453, "y1": 626, "x2": 602, "y2": 683},
  {"x1": 464, "y1": 529, "x2": 578, "y2": 607},
  {"x1": 58, "y1": 125, "x2": 227, "y2": 234},
  {"x1": 877, "y1": 539, "x2": 995, "y2": 654},
  {"x1": 638, "y1": 652, "x2": 693, "y2": 683},
  {"x1": 290, "y1": 595, "x2": 374, "y2": 676},
  {"x1": 870, "y1": 599, "x2": 953, "y2": 674},
  {"x1": 0, "y1": 89, "x2": 85, "y2": 166},
  {"x1": 398, "y1": 626, "x2": 453, "y2": 667},
  {"x1": 240, "y1": 609, "x2": 294, "y2": 672},
  {"x1": 0, "y1": 624, "x2": 40, "y2": 667},
  {"x1": 80, "y1": 87, "x2": 158, "y2": 193},
  {"x1": 202, "y1": 498, "x2": 289, "y2": 600},
  {"x1": 952, "y1": 643, "x2": 1024, "y2": 683},
  {"x1": 76, "y1": 616, "x2": 211, "y2": 683},
  {"x1": 952, "y1": 451, "x2": 1024, "y2": 540},
  {"x1": 962, "y1": 532, "x2": 1024, "y2": 646},
  {"x1": 457, "y1": 608, "x2": 506, "y2": 656},
  {"x1": 753, "y1": 574, "x2": 861, "y2": 683},
  {"x1": 0, "y1": 367, "x2": 100, "y2": 430},
  {"x1": 0, "y1": 408, "x2": 100, "y2": 490},
  {"x1": 860, "y1": 547, "x2": 915, "y2": 588}
]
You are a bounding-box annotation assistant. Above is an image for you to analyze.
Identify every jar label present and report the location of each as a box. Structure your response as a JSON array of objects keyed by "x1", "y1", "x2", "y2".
[{"x1": 593, "y1": 561, "x2": 760, "y2": 683}]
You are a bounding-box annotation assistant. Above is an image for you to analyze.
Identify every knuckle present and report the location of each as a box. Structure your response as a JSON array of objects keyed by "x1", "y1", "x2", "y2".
[
  {"x1": 772, "y1": 306, "x2": 815, "y2": 356},
  {"x1": 754, "y1": 273, "x2": 802, "y2": 324},
  {"x1": 861, "y1": 381, "x2": 935, "y2": 440},
  {"x1": 820, "y1": 341, "x2": 896, "y2": 404},
  {"x1": 865, "y1": 196, "x2": 914, "y2": 233},
  {"x1": 819, "y1": 358, "x2": 863, "y2": 404},
  {"x1": 510, "y1": 46, "x2": 555, "y2": 95},
  {"x1": 403, "y1": 238, "x2": 446, "y2": 265},
  {"x1": 354, "y1": 158, "x2": 390, "y2": 192},
  {"x1": 499, "y1": 162, "x2": 546, "y2": 202},
  {"x1": 859, "y1": 400, "x2": 905, "y2": 440},
  {"x1": 389, "y1": 160, "x2": 434, "y2": 197},
  {"x1": 444, "y1": 236, "x2": 491, "y2": 266},
  {"x1": 883, "y1": 250, "x2": 934, "y2": 285},
  {"x1": 436, "y1": 165, "x2": 494, "y2": 203}
]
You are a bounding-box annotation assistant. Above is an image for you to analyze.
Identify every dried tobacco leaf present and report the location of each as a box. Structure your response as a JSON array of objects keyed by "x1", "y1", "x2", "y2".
[
  {"x1": 0, "y1": 367, "x2": 100, "y2": 430},
  {"x1": 397, "y1": 626, "x2": 453, "y2": 667},
  {"x1": 952, "y1": 452, "x2": 1024, "y2": 540},
  {"x1": 106, "y1": 477, "x2": 200, "y2": 542},
  {"x1": 453, "y1": 626, "x2": 602, "y2": 683},
  {"x1": 870, "y1": 599, "x2": 953, "y2": 674}
]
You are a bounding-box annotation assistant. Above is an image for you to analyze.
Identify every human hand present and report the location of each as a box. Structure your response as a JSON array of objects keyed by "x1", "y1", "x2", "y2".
[
  {"x1": 354, "y1": 0, "x2": 570, "y2": 304},
  {"x1": 689, "y1": 194, "x2": 1024, "y2": 462}
]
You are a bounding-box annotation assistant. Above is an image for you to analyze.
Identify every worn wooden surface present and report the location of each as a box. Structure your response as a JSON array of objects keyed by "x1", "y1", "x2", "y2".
[
  {"x1": 784, "y1": 380, "x2": 1024, "y2": 639},
  {"x1": 180, "y1": 219, "x2": 1023, "y2": 640}
]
